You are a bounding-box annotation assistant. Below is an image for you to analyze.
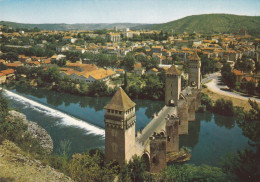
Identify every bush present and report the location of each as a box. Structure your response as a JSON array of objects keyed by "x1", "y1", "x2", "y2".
[
  {"x1": 213, "y1": 98, "x2": 234, "y2": 116},
  {"x1": 198, "y1": 105, "x2": 206, "y2": 112},
  {"x1": 160, "y1": 164, "x2": 227, "y2": 182},
  {"x1": 201, "y1": 93, "x2": 213, "y2": 111}
]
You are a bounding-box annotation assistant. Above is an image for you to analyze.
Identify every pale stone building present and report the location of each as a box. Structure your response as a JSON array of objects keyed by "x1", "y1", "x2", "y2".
[{"x1": 106, "y1": 33, "x2": 121, "y2": 42}]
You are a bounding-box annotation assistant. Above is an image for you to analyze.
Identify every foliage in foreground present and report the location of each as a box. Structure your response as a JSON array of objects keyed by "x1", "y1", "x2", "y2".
[{"x1": 159, "y1": 164, "x2": 227, "y2": 182}]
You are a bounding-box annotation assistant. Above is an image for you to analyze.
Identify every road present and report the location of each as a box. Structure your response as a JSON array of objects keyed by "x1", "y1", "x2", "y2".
[
  {"x1": 203, "y1": 72, "x2": 260, "y2": 103},
  {"x1": 137, "y1": 106, "x2": 176, "y2": 145}
]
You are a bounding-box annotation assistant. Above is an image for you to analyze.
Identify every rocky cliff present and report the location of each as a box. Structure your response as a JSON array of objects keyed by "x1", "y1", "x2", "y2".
[{"x1": 8, "y1": 110, "x2": 53, "y2": 154}]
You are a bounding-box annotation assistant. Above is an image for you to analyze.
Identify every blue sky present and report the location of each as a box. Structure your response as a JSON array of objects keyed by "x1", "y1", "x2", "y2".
[{"x1": 0, "y1": 0, "x2": 259, "y2": 24}]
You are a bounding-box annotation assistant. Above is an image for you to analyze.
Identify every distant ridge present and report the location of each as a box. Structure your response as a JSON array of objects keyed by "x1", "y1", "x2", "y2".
[
  {"x1": 1, "y1": 14, "x2": 260, "y2": 35},
  {"x1": 134, "y1": 14, "x2": 260, "y2": 35},
  {"x1": 0, "y1": 21, "x2": 146, "y2": 31}
]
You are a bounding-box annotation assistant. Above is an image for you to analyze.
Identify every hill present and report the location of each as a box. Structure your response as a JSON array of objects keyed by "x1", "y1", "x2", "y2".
[
  {"x1": 0, "y1": 140, "x2": 72, "y2": 182},
  {"x1": 134, "y1": 14, "x2": 260, "y2": 35},
  {"x1": 0, "y1": 21, "x2": 145, "y2": 31},
  {"x1": 2, "y1": 14, "x2": 260, "y2": 35}
]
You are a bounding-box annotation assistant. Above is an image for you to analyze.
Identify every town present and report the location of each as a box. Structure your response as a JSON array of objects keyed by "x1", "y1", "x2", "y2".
[
  {"x1": 0, "y1": 12, "x2": 260, "y2": 182},
  {"x1": 0, "y1": 25, "x2": 259, "y2": 98}
]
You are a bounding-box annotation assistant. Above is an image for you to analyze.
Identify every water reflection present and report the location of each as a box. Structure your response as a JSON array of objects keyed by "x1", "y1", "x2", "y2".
[
  {"x1": 13, "y1": 85, "x2": 164, "y2": 115},
  {"x1": 214, "y1": 114, "x2": 236, "y2": 129}
]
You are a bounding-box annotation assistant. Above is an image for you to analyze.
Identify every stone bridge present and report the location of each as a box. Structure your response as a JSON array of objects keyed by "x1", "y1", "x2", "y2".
[{"x1": 104, "y1": 53, "x2": 202, "y2": 173}]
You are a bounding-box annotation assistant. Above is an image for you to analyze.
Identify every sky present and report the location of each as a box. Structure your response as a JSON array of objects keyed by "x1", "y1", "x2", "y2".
[{"x1": 0, "y1": 0, "x2": 259, "y2": 24}]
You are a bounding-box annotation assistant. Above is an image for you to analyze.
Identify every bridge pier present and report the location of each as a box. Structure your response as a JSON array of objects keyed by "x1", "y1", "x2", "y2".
[
  {"x1": 149, "y1": 133, "x2": 167, "y2": 173},
  {"x1": 177, "y1": 100, "x2": 189, "y2": 135},
  {"x1": 166, "y1": 115, "x2": 179, "y2": 153},
  {"x1": 187, "y1": 94, "x2": 196, "y2": 121}
]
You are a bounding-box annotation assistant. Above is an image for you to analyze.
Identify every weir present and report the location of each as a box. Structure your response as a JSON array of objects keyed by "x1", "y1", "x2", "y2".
[
  {"x1": 2, "y1": 89, "x2": 105, "y2": 136},
  {"x1": 104, "y1": 53, "x2": 202, "y2": 173}
]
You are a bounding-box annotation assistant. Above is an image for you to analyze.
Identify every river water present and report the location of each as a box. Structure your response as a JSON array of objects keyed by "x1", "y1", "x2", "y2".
[{"x1": 2, "y1": 85, "x2": 251, "y2": 166}]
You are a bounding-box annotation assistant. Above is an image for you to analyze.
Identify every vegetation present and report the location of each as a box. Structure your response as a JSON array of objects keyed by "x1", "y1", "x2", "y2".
[
  {"x1": 199, "y1": 54, "x2": 220, "y2": 75},
  {"x1": 160, "y1": 164, "x2": 227, "y2": 182},
  {"x1": 140, "y1": 14, "x2": 260, "y2": 36},
  {"x1": 221, "y1": 62, "x2": 236, "y2": 89},
  {"x1": 213, "y1": 98, "x2": 234, "y2": 116}
]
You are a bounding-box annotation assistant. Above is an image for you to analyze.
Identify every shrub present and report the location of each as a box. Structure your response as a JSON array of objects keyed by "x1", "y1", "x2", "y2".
[
  {"x1": 213, "y1": 98, "x2": 234, "y2": 116},
  {"x1": 201, "y1": 93, "x2": 213, "y2": 111}
]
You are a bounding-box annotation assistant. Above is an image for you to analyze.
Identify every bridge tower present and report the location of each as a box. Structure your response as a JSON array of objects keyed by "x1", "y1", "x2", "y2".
[
  {"x1": 165, "y1": 65, "x2": 182, "y2": 106},
  {"x1": 104, "y1": 87, "x2": 136, "y2": 166},
  {"x1": 188, "y1": 53, "x2": 201, "y2": 89}
]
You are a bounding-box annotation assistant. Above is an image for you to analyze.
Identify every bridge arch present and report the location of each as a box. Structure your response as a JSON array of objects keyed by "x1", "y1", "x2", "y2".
[{"x1": 141, "y1": 152, "x2": 150, "y2": 171}]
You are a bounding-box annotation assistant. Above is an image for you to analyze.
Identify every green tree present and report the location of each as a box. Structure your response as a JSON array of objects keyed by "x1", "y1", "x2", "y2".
[
  {"x1": 0, "y1": 63, "x2": 8, "y2": 71},
  {"x1": 160, "y1": 164, "x2": 226, "y2": 182},
  {"x1": 119, "y1": 155, "x2": 146, "y2": 182},
  {"x1": 43, "y1": 67, "x2": 61, "y2": 83},
  {"x1": 88, "y1": 81, "x2": 108, "y2": 96},
  {"x1": 0, "y1": 52, "x2": 18, "y2": 62},
  {"x1": 201, "y1": 93, "x2": 213, "y2": 111},
  {"x1": 222, "y1": 100, "x2": 260, "y2": 182},
  {"x1": 69, "y1": 150, "x2": 118, "y2": 182},
  {"x1": 213, "y1": 98, "x2": 234, "y2": 116},
  {"x1": 221, "y1": 63, "x2": 236, "y2": 89},
  {"x1": 122, "y1": 53, "x2": 136, "y2": 71}
]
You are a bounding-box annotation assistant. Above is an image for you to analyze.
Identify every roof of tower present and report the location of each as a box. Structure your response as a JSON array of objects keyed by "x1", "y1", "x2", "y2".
[
  {"x1": 166, "y1": 65, "x2": 182, "y2": 75},
  {"x1": 104, "y1": 87, "x2": 136, "y2": 111},
  {"x1": 189, "y1": 53, "x2": 201, "y2": 61}
]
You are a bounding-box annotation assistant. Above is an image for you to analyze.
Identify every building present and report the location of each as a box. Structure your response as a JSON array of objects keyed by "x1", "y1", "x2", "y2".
[
  {"x1": 147, "y1": 68, "x2": 159, "y2": 76},
  {"x1": 165, "y1": 65, "x2": 182, "y2": 106},
  {"x1": 106, "y1": 33, "x2": 121, "y2": 42},
  {"x1": 0, "y1": 72, "x2": 6, "y2": 84},
  {"x1": 1, "y1": 69, "x2": 15, "y2": 80},
  {"x1": 104, "y1": 88, "x2": 136, "y2": 166},
  {"x1": 188, "y1": 53, "x2": 201, "y2": 89}
]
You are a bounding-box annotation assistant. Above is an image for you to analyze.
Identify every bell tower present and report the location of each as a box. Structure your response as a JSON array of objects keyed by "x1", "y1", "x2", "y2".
[
  {"x1": 165, "y1": 65, "x2": 182, "y2": 106},
  {"x1": 104, "y1": 87, "x2": 136, "y2": 166},
  {"x1": 188, "y1": 53, "x2": 201, "y2": 89}
]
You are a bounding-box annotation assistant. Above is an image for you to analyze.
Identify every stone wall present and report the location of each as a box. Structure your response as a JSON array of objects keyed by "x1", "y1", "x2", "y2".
[
  {"x1": 177, "y1": 99, "x2": 189, "y2": 135},
  {"x1": 166, "y1": 115, "x2": 179, "y2": 153},
  {"x1": 149, "y1": 134, "x2": 167, "y2": 173}
]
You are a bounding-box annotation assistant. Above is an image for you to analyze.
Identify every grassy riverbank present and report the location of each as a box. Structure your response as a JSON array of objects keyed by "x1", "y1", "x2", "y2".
[{"x1": 202, "y1": 88, "x2": 259, "y2": 111}]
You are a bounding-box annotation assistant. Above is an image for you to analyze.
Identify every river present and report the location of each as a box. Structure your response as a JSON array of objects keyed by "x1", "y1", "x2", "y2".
[{"x1": 2, "y1": 85, "x2": 251, "y2": 166}]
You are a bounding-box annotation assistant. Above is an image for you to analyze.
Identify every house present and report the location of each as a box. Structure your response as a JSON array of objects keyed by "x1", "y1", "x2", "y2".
[
  {"x1": 134, "y1": 63, "x2": 145, "y2": 76},
  {"x1": 1, "y1": 69, "x2": 15, "y2": 80},
  {"x1": 116, "y1": 69, "x2": 125, "y2": 75},
  {"x1": 232, "y1": 69, "x2": 243, "y2": 82},
  {"x1": 5, "y1": 62, "x2": 23, "y2": 68},
  {"x1": 147, "y1": 68, "x2": 159, "y2": 75},
  {"x1": 60, "y1": 68, "x2": 117, "y2": 83},
  {"x1": 151, "y1": 46, "x2": 163, "y2": 54},
  {"x1": 0, "y1": 72, "x2": 6, "y2": 84}
]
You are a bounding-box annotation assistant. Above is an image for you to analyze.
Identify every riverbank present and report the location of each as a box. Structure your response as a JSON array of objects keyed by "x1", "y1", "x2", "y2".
[{"x1": 202, "y1": 88, "x2": 258, "y2": 111}]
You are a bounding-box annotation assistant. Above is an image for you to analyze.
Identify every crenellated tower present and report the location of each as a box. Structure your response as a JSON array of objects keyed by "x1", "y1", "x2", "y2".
[
  {"x1": 165, "y1": 65, "x2": 182, "y2": 106},
  {"x1": 104, "y1": 87, "x2": 136, "y2": 166},
  {"x1": 188, "y1": 53, "x2": 201, "y2": 89}
]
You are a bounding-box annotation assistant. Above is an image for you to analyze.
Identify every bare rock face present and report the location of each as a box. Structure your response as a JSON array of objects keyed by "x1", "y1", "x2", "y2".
[{"x1": 8, "y1": 110, "x2": 54, "y2": 154}]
